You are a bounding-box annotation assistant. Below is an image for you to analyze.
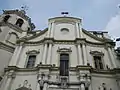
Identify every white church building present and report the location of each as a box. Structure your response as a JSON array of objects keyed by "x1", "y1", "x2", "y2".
[{"x1": 0, "y1": 9, "x2": 120, "y2": 90}]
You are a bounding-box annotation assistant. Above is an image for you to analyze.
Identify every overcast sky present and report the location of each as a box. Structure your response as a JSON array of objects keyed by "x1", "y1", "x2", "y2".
[{"x1": 0, "y1": 0, "x2": 120, "y2": 40}]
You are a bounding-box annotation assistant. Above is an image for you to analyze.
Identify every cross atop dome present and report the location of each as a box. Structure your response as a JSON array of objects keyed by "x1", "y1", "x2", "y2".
[{"x1": 61, "y1": 12, "x2": 69, "y2": 16}]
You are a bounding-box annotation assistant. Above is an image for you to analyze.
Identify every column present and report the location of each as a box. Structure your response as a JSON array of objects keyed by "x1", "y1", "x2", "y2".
[
  {"x1": 47, "y1": 43, "x2": 52, "y2": 64},
  {"x1": 108, "y1": 47, "x2": 116, "y2": 68},
  {"x1": 80, "y1": 84, "x2": 85, "y2": 90},
  {"x1": 76, "y1": 23, "x2": 80, "y2": 38},
  {"x1": 77, "y1": 44, "x2": 83, "y2": 65},
  {"x1": 42, "y1": 44, "x2": 48, "y2": 64},
  {"x1": 9, "y1": 45, "x2": 22, "y2": 66},
  {"x1": 50, "y1": 22, "x2": 54, "y2": 37},
  {"x1": 82, "y1": 44, "x2": 87, "y2": 65},
  {"x1": 47, "y1": 22, "x2": 51, "y2": 37}
]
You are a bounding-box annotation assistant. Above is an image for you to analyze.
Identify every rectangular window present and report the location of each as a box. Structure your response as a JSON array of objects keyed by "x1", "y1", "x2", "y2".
[
  {"x1": 60, "y1": 54, "x2": 69, "y2": 76},
  {"x1": 26, "y1": 55, "x2": 36, "y2": 68}
]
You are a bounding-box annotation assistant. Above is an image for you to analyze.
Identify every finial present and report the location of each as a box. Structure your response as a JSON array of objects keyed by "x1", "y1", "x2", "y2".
[
  {"x1": 61, "y1": 12, "x2": 69, "y2": 16},
  {"x1": 21, "y1": 5, "x2": 28, "y2": 11},
  {"x1": 21, "y1": 5, "x2": 29, "y2": 14}
]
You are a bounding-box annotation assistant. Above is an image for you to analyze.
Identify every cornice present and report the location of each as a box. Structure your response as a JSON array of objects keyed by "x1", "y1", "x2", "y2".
[
  {"x1": 5, "y1": 66, "x2": 120, "y2": 76},
  {"x1": 3, "y1": 10, "x2": 29, "y2": 21},
  {"x1": 0, "y1": 41, "x2": 15, "y2": 53},
  {"x1": 48, "y1": 16, "x2": 81, "y2": 22},
  {"x1": 18, "y1": 38, "x2": 108, "y2": 48}
]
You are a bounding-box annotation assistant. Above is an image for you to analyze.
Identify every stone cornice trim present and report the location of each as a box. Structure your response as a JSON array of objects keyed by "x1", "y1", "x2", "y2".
[
  {"x1": 18, "y1": 38, "x2": 107, "y2": 47},
  {"x1": 0, "y1": 41, "x2": 15, "y2": 53},
  {"x1": 3, "y1": 10, "x2": 29, "y2": 21},
  {"x1": 5, "y1": 66, "x2": 120, "y2": 76},
  {"x1": 82, "y1": 29, "x2": 113, "y2": 43},
  {"x1": 90, "y1": 68, "x2": 120, "y2": 74}
]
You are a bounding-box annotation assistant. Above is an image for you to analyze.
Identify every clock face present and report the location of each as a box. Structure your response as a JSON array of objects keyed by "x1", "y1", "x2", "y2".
[{"x1": 61, "y1": 28, "x2": 69, "y2": 34}]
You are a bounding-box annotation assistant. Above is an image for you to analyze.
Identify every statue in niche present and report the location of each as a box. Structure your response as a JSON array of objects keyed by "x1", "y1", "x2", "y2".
[{"x1": 38, "y1": 74, "x2": 45, "y2": 90}]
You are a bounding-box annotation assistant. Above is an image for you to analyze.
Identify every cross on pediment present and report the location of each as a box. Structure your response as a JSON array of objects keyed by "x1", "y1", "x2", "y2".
[{"x1": 61, "y1": 12, "x2": 69, "y2": 16}]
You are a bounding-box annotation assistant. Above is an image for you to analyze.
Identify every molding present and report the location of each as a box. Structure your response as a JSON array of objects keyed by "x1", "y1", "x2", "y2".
[{"x1": 0, "y1": 41, "x2": 15, "y2": 53}]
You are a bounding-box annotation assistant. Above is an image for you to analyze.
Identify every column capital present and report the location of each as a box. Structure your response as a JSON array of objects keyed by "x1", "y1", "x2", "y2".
[
  {"x1": 75, "y1": 38, "x2": 86, "y2": 45},
  {"x1": 7, "y1": 70, "x2": 16, "y2": 78}
]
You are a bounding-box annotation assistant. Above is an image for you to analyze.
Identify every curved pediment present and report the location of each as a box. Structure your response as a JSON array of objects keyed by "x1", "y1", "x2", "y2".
[
  {"x1": 90, "y1": 51, "x2": 104, "y2": 56},
  {"x1": 57, "y1": 47, "x2": 72, "y2": 53},
  {"x1": 26, "y1": 50, "x2": 40, "y2": 55}
]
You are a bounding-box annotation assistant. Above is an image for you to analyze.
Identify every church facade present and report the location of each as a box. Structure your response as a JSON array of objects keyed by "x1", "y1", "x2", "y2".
[{"x1": 0, "y1": 9, "x2": 120, "y2": 90}]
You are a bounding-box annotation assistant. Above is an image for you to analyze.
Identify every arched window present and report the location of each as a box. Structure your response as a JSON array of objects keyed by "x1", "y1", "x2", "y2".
[
  {"x1": 60, "y1": 53, "x2": 69, "y2": 76},
  {"x1": 26, "y1": 55, "x2": 36, "y2": 68},
  {"x1": 15, "y1": 18, "x2": 24, "y2": 27},
  {"x1": 3, "y1": 15, "x2": 10, "y2": 22}
]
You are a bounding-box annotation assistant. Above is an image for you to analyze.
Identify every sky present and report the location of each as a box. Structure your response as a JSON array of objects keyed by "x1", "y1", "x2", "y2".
[{"x1": 0, "y1": 0, "x2": 120, "y2": 41}]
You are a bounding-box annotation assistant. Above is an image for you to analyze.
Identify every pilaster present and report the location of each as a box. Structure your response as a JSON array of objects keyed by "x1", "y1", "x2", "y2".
[
  {"x1": 46, "y1": 43, "x2": 53, "y2": 64},
  {"x1": 4, "y1": 70, "x2": 16, "y2": 90},
  {"x1": 106, "y1": 44, "x2": 116, "y2": 68},
  {"x1": 50, "y1": 21, "x2": 55, "y2": 38},
  {"x1": 76, "y1": 23, "x2": 80, "y2": 38},
  {"x1": 42, "y1": 43, "x2": 48, "y2": 64},
  {"x1": 9, "y1": 42, "x2": 23, "y2": 66}
]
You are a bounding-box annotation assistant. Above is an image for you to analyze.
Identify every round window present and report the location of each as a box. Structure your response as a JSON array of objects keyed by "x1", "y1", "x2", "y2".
[{"x1": 61, "y1": 28, "x2": 69, "y2": 34}]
